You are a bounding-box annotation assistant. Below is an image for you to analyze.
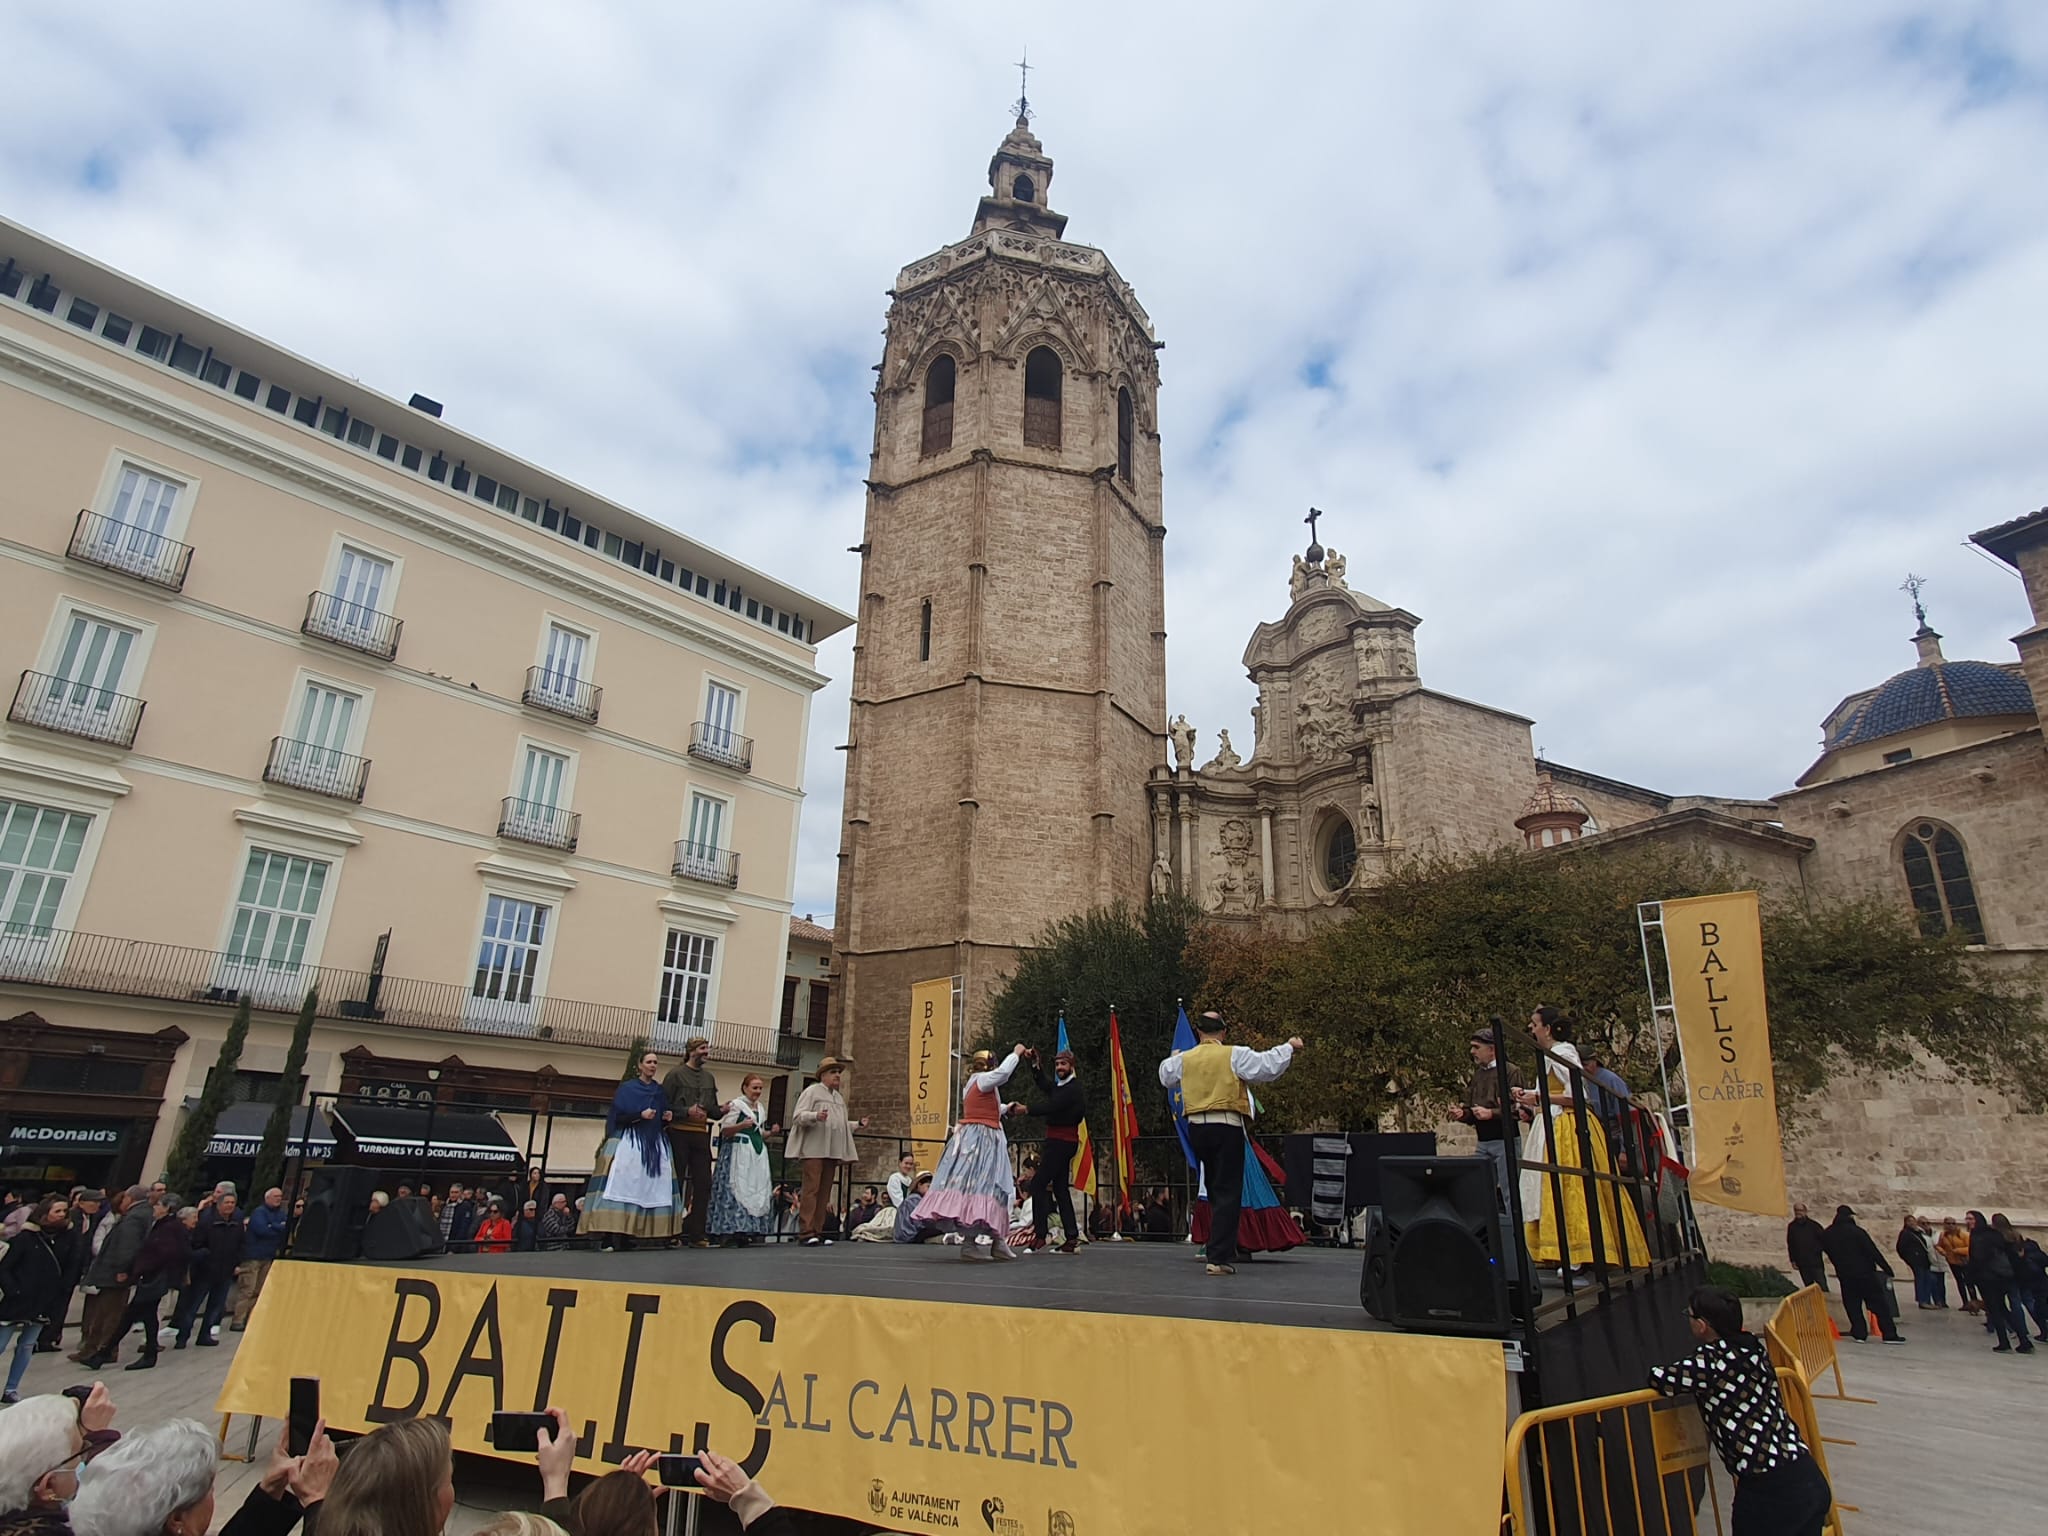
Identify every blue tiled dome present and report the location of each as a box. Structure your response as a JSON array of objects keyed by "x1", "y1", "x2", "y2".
[{"x1": 1830, "y1": 659, "x2": 2033, "y2": 748}]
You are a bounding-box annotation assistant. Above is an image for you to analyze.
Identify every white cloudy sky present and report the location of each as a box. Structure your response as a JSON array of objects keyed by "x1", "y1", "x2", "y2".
[{"x1": 8, "y1": 3, "x2": 2046, "y2": 923}]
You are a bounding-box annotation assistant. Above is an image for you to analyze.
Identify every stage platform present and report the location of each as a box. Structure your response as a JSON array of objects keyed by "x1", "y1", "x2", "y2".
[
  {"x1": 427, "y1": 1238, "x2": 1388, "y2": 1334},
  {"x1": 222, "y1": 1240, "x2": 1522, "y2": 1533}
]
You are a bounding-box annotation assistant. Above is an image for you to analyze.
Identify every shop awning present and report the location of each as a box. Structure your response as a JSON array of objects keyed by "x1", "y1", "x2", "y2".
[
  {"x1": 328, "y1": 1103, "x2": 524, "y2": 1170},
  {"x1": 186, "y1": 1099, "x2": 336, "y2": 1160}
]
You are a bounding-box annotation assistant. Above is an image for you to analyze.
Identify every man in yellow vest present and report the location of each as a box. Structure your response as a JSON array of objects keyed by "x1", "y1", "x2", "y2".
[{"x1": 1158, "y1": 1011, "x2": 1303, "y2": 1275}]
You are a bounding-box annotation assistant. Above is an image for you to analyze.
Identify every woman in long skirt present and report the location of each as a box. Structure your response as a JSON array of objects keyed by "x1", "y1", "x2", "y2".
[
  {"x1": 1514, "y1": 1007, "x2": 1649, "y2": 1274},
  {"x1": 918, "y1": 1044, "x2": 1032, "y2": 1260},
  {"x1": 580, "y1": 1049, "x2": 684, "y2": 1246},
  {"x1": 707, "y1": 1072, "x2": 779, "y2": 1246},
  {"x1": 1192, "y1": 1137, "x2": 1305, "y2": 1255}
]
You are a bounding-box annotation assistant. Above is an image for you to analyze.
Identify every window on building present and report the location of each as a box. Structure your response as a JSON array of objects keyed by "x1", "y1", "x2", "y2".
[
  {"x1": 23, "y1": 1053, "x2": 145, "y2": 1094},
  {"x1": 265, "y1": 384, "x2": 291, "y2": 413},
  {"x1": 658, "y1": 930, "x2": 716, "y2": 1031},
  {"x1": 921, "y1": 355, "x2": 955, "y2": 456},
  {"x1": 89, "y1": 465, "x2": 183, "y2": 574},
  {"x1": 285, "y1": 681, "x2": 359, "y2": 773},
  {"x1": 66, "y1": 297, "x2": 99, "y2": 330},
  {"x1": 806, "y1": 980, "x2": 830, "y2": 1039},
  {"x1": 536, "y1": 623, "x2": 590, "y2": 703},
  {"x1": 518, "y1": 745, "x2": 568, "y2": 809},
  {"x1": 0, "y1": 799, "x2": 90, "y2": 935},
  {"x1": 234, "y1": 371, "x2": 262, "y2": 402},
  {"x1": 1883, "y1": 748, "x2": 1913, "y2": 766},
  {"x1": 1117, "y1": 387, "x2": 1134, "y2": 482},
  {"x1": 223, "y1": 849, "x2": 329, "y2": 993},
  {"x1": 508, "y1": 745, "x2": 572, "y2": 843},
  {"x1": 325, "y1": 546, "x2": 393, "y2": 638},
  {"x1": 1322, "y1": 818, "x2": 1358, "y2": 891},
  {"x1": 780, "y1": 976, "x2": 800, "y2": 1032},
  {"x1": 684, "y1": 792, "x2": 726, "y2": 860},
  {"x1": 45, "y1": 611, "x2": 140, "y2": 709},
  {"x1": 1023, "y1": 346, "x2": 1062, "y2": 448},
  {"x1": 1012, "y1": 174, "x2": 1034, "y2": 202},
  {"x1": 100, "y1": 313, "x2": 132, "y2": 346},
  {"x1": 703, "y1": 681, "x2": 741, "y2": 755},
  {"x1": 1901, "y1": 822, "x2": 1985, "y2": 943},
  {"x1": 919, "y1": 599, "x2": 932, "y2": 662},
  {"x1": 470, "y1": 895, "x2": 549, "y2": 1025}
]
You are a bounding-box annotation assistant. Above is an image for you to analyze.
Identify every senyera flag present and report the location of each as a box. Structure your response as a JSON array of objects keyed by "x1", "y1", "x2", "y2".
[
  {"x1": 1105, "y1": 1007, "x2": 1142, "y2": 1215},
  {"x1": 1056, "y1": 1011, "x2": 1098, "y2": 1202}
]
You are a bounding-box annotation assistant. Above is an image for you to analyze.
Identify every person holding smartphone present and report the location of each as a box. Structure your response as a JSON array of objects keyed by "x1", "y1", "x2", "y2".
[{"x1": 691, "y1": 1449, "x2": 797, "y2": 1534}]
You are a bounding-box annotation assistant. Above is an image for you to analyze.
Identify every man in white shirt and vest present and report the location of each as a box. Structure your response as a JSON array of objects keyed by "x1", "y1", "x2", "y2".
[{"x1": 1158, "y1": 1011, "x2": 1303, "y2": 1275}]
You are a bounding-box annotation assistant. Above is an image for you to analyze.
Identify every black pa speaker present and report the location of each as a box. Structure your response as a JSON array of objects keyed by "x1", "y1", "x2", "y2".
[
  {"x1": 1358, "y1": 1155, "x2": 1514, "y2": 1336},
  {"x1": 293, "y1": 1165, "x2": 382, "y2": 1262},
  {"x1": 360, "y1": 1195, "x2": 447, "y2": 1261}
]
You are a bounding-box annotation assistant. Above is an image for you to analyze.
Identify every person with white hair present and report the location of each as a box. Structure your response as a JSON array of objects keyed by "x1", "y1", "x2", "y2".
[
  {"x1": 67, "y1": 1418, "x2": 216, "y2": 1536},
  {"x1": 0, "y1": 1382, "x2": 117, "y2": 1524}
]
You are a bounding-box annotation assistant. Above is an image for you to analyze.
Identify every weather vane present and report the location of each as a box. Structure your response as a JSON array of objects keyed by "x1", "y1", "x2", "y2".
[
  {"x1": 1013, "y1": 49, "x2": 1033, "y2": 126},
  {"x1": 1901, "y1": 572, "x2": 1929, "y2": 627}
]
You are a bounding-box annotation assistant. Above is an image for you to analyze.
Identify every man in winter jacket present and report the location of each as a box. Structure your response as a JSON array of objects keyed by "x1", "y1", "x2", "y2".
[
  {"x1": 233, "y1": 1186, "x2": 289, "y2": 1330},
  {"x1": 70, "y1": 1185, "x2": 151, "y2": 1365},
  {"x1": 1822, "y1": 1205, "x2": 1903, "y2": 1343},
  {"x1": 1785, "y1": 1203, "x2": 1829, "y2": 1292},
  {"x1": 83, "y1": 1196, "x2": 192, "y2": 1371},
  {"x1": 175, "y1": 1191, "x2": 244, "y2": 1347},
  {"x1": 1020, "y1": 1048, "x2": 1089, "y2": 1254}
]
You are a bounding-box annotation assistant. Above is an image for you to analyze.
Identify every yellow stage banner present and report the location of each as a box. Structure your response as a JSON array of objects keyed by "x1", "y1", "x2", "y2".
[
  {"x1": 908, "y1": 977, "x2": 953, "y2": 1164},
  {"x1": 220, "y1": 1262, "x2": 1507, "y2": 1535},
  {"x1": 1663, "y1": 890, "x2": 1789, "y2": 1217}
]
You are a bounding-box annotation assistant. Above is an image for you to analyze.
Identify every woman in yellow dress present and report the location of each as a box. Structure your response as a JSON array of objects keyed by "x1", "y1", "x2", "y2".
[{"x1": 1514, "y1": 1006, "x2": 1650, "y2": 1275}]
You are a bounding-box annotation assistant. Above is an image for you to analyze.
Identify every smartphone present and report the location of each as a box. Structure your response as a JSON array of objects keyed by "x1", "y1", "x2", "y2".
[
  {"x1": 490, "y1": 1411, "x2": 555, "y2": 1454},
  {"x1": 287, "y1": 1378, "x2": 320, "y2": 1458},
  {"x1": 657, "y1": 1454, "x2": 704, "y2": 1488},
  {"x1": 61, "y1": 1384, "x2": 93, "y2": 1408}
]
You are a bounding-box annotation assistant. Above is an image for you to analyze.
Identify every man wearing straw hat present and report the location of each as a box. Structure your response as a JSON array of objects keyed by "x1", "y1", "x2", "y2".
[{"x1": 785, "y1": 1057, "x2": 868, "y2": 1245}]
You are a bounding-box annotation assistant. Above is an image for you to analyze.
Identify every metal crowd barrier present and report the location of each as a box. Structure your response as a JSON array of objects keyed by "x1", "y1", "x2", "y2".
[{"x1": 1766, "y1": 1286, "x2": 1876, "y2": 1407}]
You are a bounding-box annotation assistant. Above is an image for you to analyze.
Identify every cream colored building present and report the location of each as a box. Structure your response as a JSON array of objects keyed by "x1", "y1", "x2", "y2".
[{"x1": 0, "y1": 216, "x2": 851, "y2": 1192}]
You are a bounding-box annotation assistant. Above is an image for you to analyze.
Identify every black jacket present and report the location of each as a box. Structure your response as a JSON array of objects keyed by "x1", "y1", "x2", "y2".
[
  {"x1": 197, "y1": 1210, "x2": 248, "y2": 1274},
  {"x1": 0, "y1": 1227, "x2": 69, "y2": 1324},
  {"x1": 1785, "y1": 1216, "x2": 1827, "y2": 1268},
  {"x1": 1895, "y1": 1226, "x2": 1932, "y2": 1272},
  {"x1": 83, "y1": 1205, "x2": 151, "y2": 1289},
  {"x1": 1968, "y1": 1226, "x2": 2016, "y2": 1285},
  {"x1": 132, "y1": 1215, "x2": 194, "y2": 1289},
  {"x1": 1821, "y1": 1216, "x2": 1892, "y2": 1283},
  {"x1": 1025, "y1": 1065, "x2": 1087, "y2": 1128}
]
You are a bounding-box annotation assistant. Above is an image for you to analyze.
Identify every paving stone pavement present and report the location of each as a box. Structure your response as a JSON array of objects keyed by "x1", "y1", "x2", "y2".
[{"x1": 9, "y1": 1286, "x2": 2044, "y2": 1533}]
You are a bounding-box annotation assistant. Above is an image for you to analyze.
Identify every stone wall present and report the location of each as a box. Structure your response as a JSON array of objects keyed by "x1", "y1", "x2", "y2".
[{"x1": 1384, "y1": 690, "x2": 1535, "y2": 856}]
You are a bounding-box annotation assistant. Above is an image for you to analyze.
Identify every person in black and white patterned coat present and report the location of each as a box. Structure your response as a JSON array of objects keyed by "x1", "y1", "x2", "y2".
[{"x1": 1649, "y1": 1286, "x2": 1832, "y2": 1536}]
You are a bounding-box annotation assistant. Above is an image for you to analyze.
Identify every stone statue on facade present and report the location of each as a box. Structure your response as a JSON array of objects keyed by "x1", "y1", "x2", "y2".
[
  {"x1": 1360, "y1": 780, "x2": 1383, "y2": 842},
  {"x1": 1289, "y1": 554, "x2": 1310, "y2": 604},
  {"x1": 1204, "y1": 730, "x2": 1242, "y2": 772},
  {"x1": 1150, "y1": 850, "x2": 1175, "y2": 898},
  {"x1": 1325, "y1": 549, "x2": 1347, "y2": 590},
  {"x1": 1168, "y1": 713, "x2": 1195, "y2": 771}
]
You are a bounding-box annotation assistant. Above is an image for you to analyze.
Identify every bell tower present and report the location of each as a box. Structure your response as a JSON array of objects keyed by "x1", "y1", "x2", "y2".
[{"x1": 828, "y1": 112, "x2": 1168, "y2": 1130}]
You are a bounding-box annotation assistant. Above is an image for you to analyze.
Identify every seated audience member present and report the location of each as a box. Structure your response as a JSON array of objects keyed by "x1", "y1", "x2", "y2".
[
  {"x1": 893, "y1": 1171, "x2": 936, "y2": 1242},
  {"x1": 514, "y1": 1201, "x2": 541, "y2": 1252},
  {"x1": 476, "y1": 1200, "x2": 515, "y2": 1255},
  {"x1": 538, "y1": 1194, "x2": 577, "y2": 1251},
  {"x1": 1139, "y1": 1186, "x2": 1174, "y2": 1238},
  {"x1": 886, "y1": 1154, "x2": 918, "y2": 1210},
  {"x1": 0, "y1": 1383, "x2": 119, "y2": 1524},
  {"x1": 693, "y1": 1448, "x2": 798, "y2": 1533},
  {"x1": 315, "y1": 1415, "x2": 453, "y2": 1536},
  {"x1": 848, "y1": 1186, "x2": 881, "y2": 1231}
]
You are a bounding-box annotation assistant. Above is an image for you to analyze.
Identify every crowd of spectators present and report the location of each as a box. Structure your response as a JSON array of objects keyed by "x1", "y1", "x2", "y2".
[{"x1": 0, "y1": 1382, "x2": 793, "y2": 1535}]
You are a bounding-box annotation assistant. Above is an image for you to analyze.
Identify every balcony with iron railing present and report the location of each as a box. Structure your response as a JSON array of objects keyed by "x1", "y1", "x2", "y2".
[
  {"x1": 303, "y1": 591, "x2": 403, "y2": 661},
  {"x1": 67, "y1": 509, "x2": 194, "y2": 591},
  {"x1": 522, "y1": 666, "x2": 601, "y2": 725},
  {"x1": 0, "y1": 925, "x2": 780, "y2": 1064},
  {"x1": 498, "y1": 796, "x2": 580, "y2": 852},
  {"x1": 687, "y1": 720, "x2": 754, "y2": 773},
  {"x1": 9, "y1": 670, "x2": 146, "y2": 749},
  {"x1": 264, "y1": 737, "x2": 371, "y2": 802},
  {"x1": 673, "y1": 839, "x2": 740, "y2": 888}
]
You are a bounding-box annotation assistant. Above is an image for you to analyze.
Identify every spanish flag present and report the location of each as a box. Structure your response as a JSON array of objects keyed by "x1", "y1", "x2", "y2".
[{"x1": 1106, "y1": 1007, "x2": 1141, "y2": 1216}]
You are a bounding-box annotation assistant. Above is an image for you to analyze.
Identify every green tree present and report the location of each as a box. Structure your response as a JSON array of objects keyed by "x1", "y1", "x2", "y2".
[
  {"x1": 251, "y1": 986, "x2": 319, "y2": 1195},
  {"x1": 163, "y1": 996, "x2": 252, "y2": 1198}
]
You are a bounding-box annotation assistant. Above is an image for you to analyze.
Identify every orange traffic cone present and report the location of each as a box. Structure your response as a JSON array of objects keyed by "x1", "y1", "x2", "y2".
[{"x1": 1827, "y1": 1314, "x2": 1841, "y2": 1341}]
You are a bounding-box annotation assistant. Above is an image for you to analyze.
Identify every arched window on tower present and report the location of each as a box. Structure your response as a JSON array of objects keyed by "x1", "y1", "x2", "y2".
[
  {"x1": 920, "y1": 355, "x2": 955, "y2": 457},
  {"x1": 1116, "y1": 387, "x2": 1135, "y2": 482},
  {"x1": 1023, "y1": 347, "x2": 1062, "y2": 449},
  {"x1": 919, "y1": 599, "x2": 932, "y2": 663},
  {"x1": 1012, "y1": 174, "x2": 1035, "y2": 202},
  {"x1": 1900, "y1": 821, "x2": 1985, "y2": 942}
]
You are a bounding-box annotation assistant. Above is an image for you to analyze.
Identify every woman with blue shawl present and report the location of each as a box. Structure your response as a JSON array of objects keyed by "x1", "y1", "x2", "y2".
[{"x1": 580, "y1": 1049, "x2": 684, "y2": 1246}]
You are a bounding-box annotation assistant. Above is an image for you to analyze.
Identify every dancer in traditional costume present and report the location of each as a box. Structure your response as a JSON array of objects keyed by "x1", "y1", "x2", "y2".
[
  {"x1": 918, "y1": 1044, "x2": 1032, "y2": 1259},
  {"x1": 579, "y1": 1049, "x2": 684, "y2": 1246},
  {"x1": 1158, "y1": 1011, "x2": 1300, "y2": 1276},
  {"x1": 1191, "y1": 1135, "x2": 1305, "y2": 1256},
  {"x1": 1514, "y1": 1006, "x2": 1650, "y2": 1275},
  {"x1": 707, "y1": 1071, "x2": 779, "y2": 1247}
]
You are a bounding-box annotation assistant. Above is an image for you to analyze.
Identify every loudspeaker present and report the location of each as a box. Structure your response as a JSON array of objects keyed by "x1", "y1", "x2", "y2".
[
  {"x1": 293, "y1": 1165, "x2": 381, "y2": 1262},
  {"x1": 360, "y1": 1195, "x2": 447, "y2": 1262},
  {"x1": 1357, "y1": 1155, "x2": 1513, "y2": 1336}
]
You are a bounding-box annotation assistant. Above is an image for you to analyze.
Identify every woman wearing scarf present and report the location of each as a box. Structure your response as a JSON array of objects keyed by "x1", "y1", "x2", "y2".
[
  {"x1": 708, "y1": 1072, "x2": 780, "y2": 1247},
  {"x1": 579, "y1": 1050, "x2": 684, "y2": 1247},
  {"x1": 1512, "y1": 1006, "x2": 1649, "y2": 1278}
]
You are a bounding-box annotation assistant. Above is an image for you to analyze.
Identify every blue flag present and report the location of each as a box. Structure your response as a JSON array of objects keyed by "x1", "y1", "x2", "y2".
[
  {"x1": 1056, "y1": 1011, "x2": 1073, "y2": 1060},
  {"x1": 1168, "y1": 1005, "x2": 1198, "y2": 1168}
]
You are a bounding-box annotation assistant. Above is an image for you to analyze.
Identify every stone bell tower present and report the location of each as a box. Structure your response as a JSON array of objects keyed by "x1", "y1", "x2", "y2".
[{"x1": 828, "y1": 111, "x2": 1168, "y2": 1129}]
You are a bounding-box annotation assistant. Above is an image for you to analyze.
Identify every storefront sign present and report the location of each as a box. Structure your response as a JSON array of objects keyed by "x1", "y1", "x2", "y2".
[
  {"x1": 222, "y1": 1263, "x2": 1507, "y2": 1535},
  {"x1": 0, "y1": 1119, "x2": 128, "y2": 1155}
]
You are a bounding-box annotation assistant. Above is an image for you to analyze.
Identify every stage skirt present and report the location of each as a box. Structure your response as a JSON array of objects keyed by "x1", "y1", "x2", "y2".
[
  {"x1": 1523, "y1": 1107, "x2": 1650, "y2": 1268},
  {"x1": 579, "y1": 1131, "x2": 684, "y2": 1241},
  {"x1": 1192, "y1": 1138, "x2": 1305, "y2": 1254},
  {"x1": 916, "y1": 1122, "x2": 1015, "y2": 1240},
  {"x1": 706, "y1": 1141, "x2": 775, "y2": 1239}
]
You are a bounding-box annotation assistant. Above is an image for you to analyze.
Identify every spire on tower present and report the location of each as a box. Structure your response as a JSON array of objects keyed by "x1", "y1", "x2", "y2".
[{"x1": 1012, "y1": 49, "x2": 1033, "y2": 127}]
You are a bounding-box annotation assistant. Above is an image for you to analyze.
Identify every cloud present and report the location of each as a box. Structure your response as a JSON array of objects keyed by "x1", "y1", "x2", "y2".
[{"x1": 6, "y1": 1, "x2": 2046, "y2": 925}]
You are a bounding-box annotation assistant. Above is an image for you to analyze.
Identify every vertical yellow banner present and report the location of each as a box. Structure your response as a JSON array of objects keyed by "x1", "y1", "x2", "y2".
[
  {"x1": 907, "y1": 977, "x2": 953, "y2": 1166},
  {"x1": 1662, "y1": 891, "x2": 1789, "y2": 1217}
]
